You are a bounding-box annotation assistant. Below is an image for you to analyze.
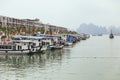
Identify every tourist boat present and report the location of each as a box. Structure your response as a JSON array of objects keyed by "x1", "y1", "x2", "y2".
[
  {"x1": 34, "y1": 34, "x2": 65, "y2": 49},
  {"x1": 109, "y1": 30, "x2": 114, "y2": 39},
  {"x1": 20, "y1": 35, "x2": 49, "y2": 52},
  {"x1": 0, "y1": 35, "x2": 49, "y2": 54},
  {"x1": 0, "y1": 40, "x2": 39, "y2": 54}
]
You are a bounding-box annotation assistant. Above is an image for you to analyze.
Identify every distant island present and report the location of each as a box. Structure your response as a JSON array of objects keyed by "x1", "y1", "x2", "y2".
[{"x1": 77, "y1": 23, "x2": 120, "y2": 35}]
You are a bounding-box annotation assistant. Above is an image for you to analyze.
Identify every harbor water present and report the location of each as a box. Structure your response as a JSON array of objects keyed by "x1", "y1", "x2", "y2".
[{"x1": 1, "y1": 35, "x2": 120, "y2": 80}]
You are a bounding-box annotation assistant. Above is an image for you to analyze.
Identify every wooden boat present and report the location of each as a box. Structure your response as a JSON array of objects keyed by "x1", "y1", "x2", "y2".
[
  {"x1": 109, "y1": 34, "x2": 114, "y2": 39},
  {"x1": 109, "y1": 30, "x2": 114, "y2": 39}
]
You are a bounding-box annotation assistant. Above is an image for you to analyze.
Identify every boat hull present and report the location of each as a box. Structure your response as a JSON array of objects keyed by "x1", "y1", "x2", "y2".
[
  {"x1": 0, "y1": 49, "x2": 42, "y2": 54},
  {"x1": 50, "y1": 45, "x2": 64, "y2": 50},
  {"x1": 0, "y1": 50, "x2": 30, "y2": 54}
]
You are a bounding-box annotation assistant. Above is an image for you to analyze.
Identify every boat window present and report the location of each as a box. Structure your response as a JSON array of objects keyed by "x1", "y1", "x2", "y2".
[
  {"x1": 47, "y1": 42, "x2": 49, "y2": 45},
  {"x1": 13, "y1": 46, "x2": 16, "y2": 50},
  {"x1": 0, "y1": 46, "x2": 1, "y2": 48},
  {"x1": 39, "y1": 43, "x2": 42, "y2": 46},
  {"x1": 20, "y1": 46, "x2": 21, "y2": 49},
  {"x1": 33, "y1": 43, "x2": 36, "y2": 46},
  {"x1": 1, "y1": 46, "x2": 4, "y2": 49},
  {"x1": 5, "y1": 46, "x2": 7, "y2": 49},
  {"x1": 9, "y1": 46, "x2": 12, "y2": 49},
  {"x1": 42, "y1": 42, "x2": 45, "y2": 45},
  {"x1": 38, "y1": 39, "x2": 41, "y2": 42}
]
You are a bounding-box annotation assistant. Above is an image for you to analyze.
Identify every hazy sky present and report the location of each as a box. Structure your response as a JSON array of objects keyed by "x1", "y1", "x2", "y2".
[{"x1": 0, "y1": 0, "x2": 120, "y2": 30}]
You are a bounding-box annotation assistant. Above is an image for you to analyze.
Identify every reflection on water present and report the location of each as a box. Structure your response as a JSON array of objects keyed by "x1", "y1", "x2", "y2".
[
  {"x1": 0, "y1": 49, "x2": 69, "y2": 80},
  {"x1": 0, "y1": 49, "x2": 65, "y2": 68}
]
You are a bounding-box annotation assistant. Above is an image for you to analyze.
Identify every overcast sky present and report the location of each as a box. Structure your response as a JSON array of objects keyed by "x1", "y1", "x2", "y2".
[{"x1": 0, "y1": 0, "x2": 120, "y2": 30}]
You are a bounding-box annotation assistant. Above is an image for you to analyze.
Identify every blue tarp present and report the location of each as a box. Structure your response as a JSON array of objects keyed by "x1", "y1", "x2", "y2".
[{"x1": 67, "y1": 36, "x2": 73, "y2": 42}]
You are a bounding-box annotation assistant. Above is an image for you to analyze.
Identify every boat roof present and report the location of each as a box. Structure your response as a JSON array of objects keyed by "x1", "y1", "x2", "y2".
[
  {"x1": 13, "y1": 35, "x2": 54, "y2": 39},
  {"x1": 21, "y1": 36, "x2": 44, "y2": 39},
  {"x1": 13, "y1": 40, "x2": 33, "y2": 43}
]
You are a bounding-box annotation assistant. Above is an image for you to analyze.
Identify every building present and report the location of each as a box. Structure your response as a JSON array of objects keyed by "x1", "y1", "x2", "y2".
[
  {"x1": 43, "y1": 24, "x2": 68, "y2": 34},
  {"x1": 0, "y1": 15, "x2": 68, "y2": 35},
  {"x1": 56, "y1": 26, "x2": 68, "y2": 31},
  {"x1": 23, "y1": 18, "x2": 43, "y2": 27},
  {"x1": 0, "y1": 15, "x2": 43, "y2": 28}
]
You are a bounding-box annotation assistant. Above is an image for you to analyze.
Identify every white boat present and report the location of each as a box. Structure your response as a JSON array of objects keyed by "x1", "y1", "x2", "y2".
[
  {"x1": 19, "y1": 35, "x2": 48, "y2": 51},
  {"x1": 34, "y1": 34, "x2": 65, "y2": 50},
  {"x1": 50, "y1": 44, "x2": 64, "y2": 50},
  {"x1": 0, "y1": 35, "x2": 49, "y2": 54},
  {"x1": 0, "y1": 40, "x2": 38, "y2": 54},
  {"x1": 64, "y1": 42, "x2": 73, "y2": 46}
]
